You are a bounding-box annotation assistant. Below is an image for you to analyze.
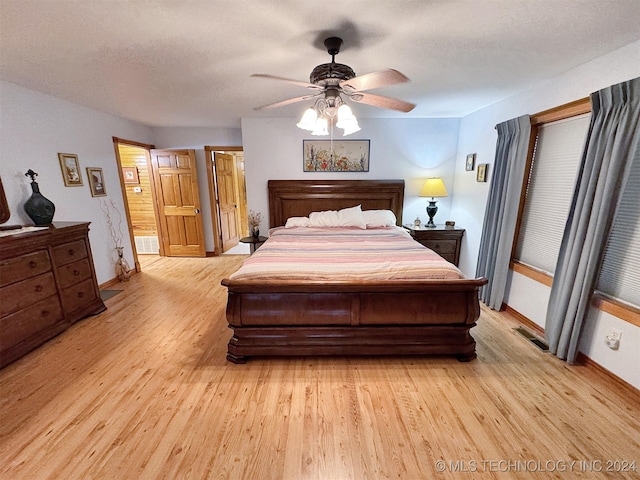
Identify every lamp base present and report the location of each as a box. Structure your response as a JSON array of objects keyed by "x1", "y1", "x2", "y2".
[{"x1": 426, "y1": 200, "x2": 438, "y2": 228}]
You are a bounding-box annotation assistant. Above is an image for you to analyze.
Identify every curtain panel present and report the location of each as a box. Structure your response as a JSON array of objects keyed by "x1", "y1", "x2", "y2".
[
  {"x1": 476, "y1": 115, "x2": 531, "y2": 310},
  {"x1": 545, "y1": 77, "x2": 640, "y2": 363}
]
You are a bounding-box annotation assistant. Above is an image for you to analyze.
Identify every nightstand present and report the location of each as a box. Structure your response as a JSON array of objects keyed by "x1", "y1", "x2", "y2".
[
  {"x1": 403, "y1": 225, "x2": 465, "y2": 266},
  {"x1": 239, "y1": 236, "x2": 267, "y2": 254}
]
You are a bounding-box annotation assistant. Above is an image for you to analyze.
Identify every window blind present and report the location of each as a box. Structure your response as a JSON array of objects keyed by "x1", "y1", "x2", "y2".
[
  {"x1": 596, "y1": 145, "x2": 640, "y2": 308},
  {"x1": 514, "y1": 114, "x2": 591, "y2": 274}
]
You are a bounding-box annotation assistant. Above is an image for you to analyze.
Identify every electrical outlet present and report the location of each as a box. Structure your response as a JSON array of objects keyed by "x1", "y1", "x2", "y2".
[{"x1": 604, "y1": 329, "x2": 622, "y2": 350}]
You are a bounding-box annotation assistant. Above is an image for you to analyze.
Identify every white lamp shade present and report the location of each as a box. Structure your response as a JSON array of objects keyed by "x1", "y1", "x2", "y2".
[
  {"x1": 341, "y1": 120, "x2": 361, "y2": 136},
  {"x1": 296, "y1": 108, "x2": 317, "y2": 131},
  {"x1": 311, "y1": 117, "x2": 329, "y2": 136},
  {"x1": 419, "y1": 178, "x2": 448, "y2": 197}
]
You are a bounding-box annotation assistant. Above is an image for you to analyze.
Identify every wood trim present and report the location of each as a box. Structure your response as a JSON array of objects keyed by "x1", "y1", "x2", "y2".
[
  {"x1": 592, "y1": 293, "x2": 640, "y2": 327},
  {"x1": 99, "y1": 270, "x2": 138, "y2": 290},
  {"x1": 576, "y1": 352, "x2": 640, "y2": 400},
  {"x1": 112, "y1": 137, "x2": 155, "y2": 150},
  {"x1": 502, "y1": 304, "x2": 546, "y2": 336},
  {"x1": 205, "y1": 146, "x2": 243, "y2": 152},
  {"x1": 510, "y1": 261, "x2": 553, "y2": 287},
  {"x1": 501, "y1": 304, "x2": 640, "y2": 399},
  {"x1": 112, "y1": 139, "x2": 142, "y2": 272},
  {"x1": 510, "y1": 264, "x2": 640, "y2": 327},
  {"x1": 530, "y1": 97, "x2": 591, "y2": 125}
]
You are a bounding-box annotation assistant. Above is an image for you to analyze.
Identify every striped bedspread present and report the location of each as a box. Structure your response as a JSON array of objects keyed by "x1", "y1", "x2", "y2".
[{"x1": 229, "y1": 226, "x2": 464, "y2": 281}]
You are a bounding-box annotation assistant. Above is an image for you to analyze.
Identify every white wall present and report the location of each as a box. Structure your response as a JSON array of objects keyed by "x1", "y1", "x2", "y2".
[
  {"x1": 240, "y1": 117, "x2": 461, "y2": 234},
  {"x1": 454, "y1": 40, "x2": 640, "y2": 388},
  {"x1": 151, "y1": 127, "x2": 243, "y2": 251},
  {"x1": 0, "y1": 80, "x2": 153, "y2": 284}
]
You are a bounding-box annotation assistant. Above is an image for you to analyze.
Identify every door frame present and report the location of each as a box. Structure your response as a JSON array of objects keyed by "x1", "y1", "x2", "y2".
[
  {"x1": 112, "y1": 137, "x2": 157, "y2": 273},
  {"x1": 205, "y1": 146, "x2": 244, "y2": 256}
]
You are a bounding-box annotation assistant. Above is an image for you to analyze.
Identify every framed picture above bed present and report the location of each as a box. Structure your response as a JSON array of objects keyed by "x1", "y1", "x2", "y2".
[{"x1": 303, "y1": 139, "x2": 370, "y2": 172}]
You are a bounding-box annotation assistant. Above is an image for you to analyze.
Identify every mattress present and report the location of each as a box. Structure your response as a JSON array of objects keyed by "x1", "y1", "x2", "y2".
[{"x1": 229, "y1": 226, "x2": 464, "y2": 281}]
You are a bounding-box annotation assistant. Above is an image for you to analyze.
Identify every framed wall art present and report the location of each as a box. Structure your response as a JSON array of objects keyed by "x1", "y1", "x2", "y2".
[
  {"x1": 465, "y1": 153, "x2": 476, "y2": 171},
  {"x1": 122, "y1": 166, "x2": 139, "y2": 184},
  {"x1": 58, "y1": 153, "x2": 83, "y2": 186},
  {"x1": 87, "y1": 167, "x2": 107, "y2": 196},
  {"x1": 303, "y1": 140, "x2": 370, "y2": 172},
  {"x1": 476, "y1": 163, "x2": 488, "y2": 182}
]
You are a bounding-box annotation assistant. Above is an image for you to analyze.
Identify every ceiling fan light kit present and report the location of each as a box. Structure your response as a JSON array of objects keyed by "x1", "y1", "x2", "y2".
[{"x1": 252, "y1": 36, "x2": 414, "y2": 137}]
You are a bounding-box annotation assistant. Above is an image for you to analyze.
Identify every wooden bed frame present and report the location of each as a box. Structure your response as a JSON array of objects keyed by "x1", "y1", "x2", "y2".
[{"x1": 221, "y1": 179, "x2": 487, "y2": 363}]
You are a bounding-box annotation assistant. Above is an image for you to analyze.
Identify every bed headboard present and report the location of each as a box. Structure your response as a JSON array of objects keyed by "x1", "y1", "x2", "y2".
[{"x1": 268, "y1": 179, "x2": 405, "y2": 228}]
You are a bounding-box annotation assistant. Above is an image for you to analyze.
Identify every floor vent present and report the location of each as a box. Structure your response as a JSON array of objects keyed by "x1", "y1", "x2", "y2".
[
  {"x1": 514, "y1": 326, "x2": 549, "y2": 352},
  {"x1": 135, "y1": 236, "x2": 159, "y2": 254}
]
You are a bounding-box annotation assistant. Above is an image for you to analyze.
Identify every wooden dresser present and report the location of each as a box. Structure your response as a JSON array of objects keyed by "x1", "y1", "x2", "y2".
[
  {"x1": 403, "y1": 225, "x2": 465, "y2": 266},
  {"x1": 0, "y1": 222, "x2": 106, "y2": 368}
]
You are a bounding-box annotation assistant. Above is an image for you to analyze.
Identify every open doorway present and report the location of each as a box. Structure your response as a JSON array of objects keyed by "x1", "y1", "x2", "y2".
[
  {"x1": 205, "y1": 146, "x2": 248, "y2": 255},
  {"x1": 113, "y1": 139, "x2": 247, "y2": 260}
]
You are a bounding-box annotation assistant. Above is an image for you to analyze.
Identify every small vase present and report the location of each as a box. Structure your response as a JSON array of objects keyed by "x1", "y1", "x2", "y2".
[
  {"x1": 23, "y1": 170, "x2": 55, "y2": 226},
  {"x1": 115, "y1": 247, "x2": 131, "y2": 282},
  {"x1": 252, "y1": 227, "x2": 260, "y2": 238}
]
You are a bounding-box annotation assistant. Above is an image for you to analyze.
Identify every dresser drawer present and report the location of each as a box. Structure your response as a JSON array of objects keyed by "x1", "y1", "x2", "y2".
[
  {"x1": 57, "y1": 258, "x2": 92, "y2": 289},
  {"x1": 0, "y1": 272, "x2": 58, "y2": 317},
  {"x1": 421, "y1": 239, "x2": 457, "y2": 254},
  {"x1": 52, "y1": 239, "x2": 88, "y2": 267},
  {"x1": 0, "y1": 250, "x2": 52, "y2": 287},
  {"x1": 61, "y1": 278, "x2": 98, "y2": 313},
  {"x1": 438, "y1": 253, "x2": 457, "y2": 264},
  {"x1": 0, "y1": 296, "x2": 64, "y2": 349}
]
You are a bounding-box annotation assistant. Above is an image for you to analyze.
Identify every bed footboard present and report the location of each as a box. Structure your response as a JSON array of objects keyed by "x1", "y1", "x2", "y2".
[{"x1": 222, "y1": 279, "x2": 487, "y2": 363}]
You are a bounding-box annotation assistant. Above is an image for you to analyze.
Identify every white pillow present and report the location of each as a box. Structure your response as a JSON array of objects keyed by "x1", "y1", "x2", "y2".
[
  {"x1": 363, "y1": 209, "x2": 397, "y2": 227},
  {"x1": 308, "y1": 205, "x2": 366, "y2": 229},
  {"x1": 284, "y1": 216, "x2": 310, "y2": 228}
]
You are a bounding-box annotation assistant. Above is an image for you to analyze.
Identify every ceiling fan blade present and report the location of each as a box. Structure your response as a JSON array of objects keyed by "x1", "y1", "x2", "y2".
[
  {"x1": 254, "y1": 94, "x2": 320, "y2": 111},
  {"x1": 340, "y1": 69, "x2": 410, "y2": 93},
  {"x1": 251, "y1": 74, "x2": 322, "y2": 90},
  {"x1": 350, "y1": 92, "x2": 415, "y2": 113}
]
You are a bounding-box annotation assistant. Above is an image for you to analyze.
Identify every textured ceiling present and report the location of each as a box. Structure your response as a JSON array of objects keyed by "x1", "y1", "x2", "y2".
[{"x1": 1, "y1": 0, "x2": 639, "y2": 128}]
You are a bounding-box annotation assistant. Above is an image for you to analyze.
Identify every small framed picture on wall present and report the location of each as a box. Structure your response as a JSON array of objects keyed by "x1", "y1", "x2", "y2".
[
  {"x1": 87, "y1": 167, "x2": 107, "y2": 196},
  {"x1": 476, "y1": 163, "x2": 488, "y2": 182},
  {"x1": 122, "y1": 166, "x2": 139, "y2": 184},
  {"x1": 465, "y1": 153, "x2": 476, "y2": 171},
  {"x1": 58, "y1": 153, "x2": 83, "y2": 186}
]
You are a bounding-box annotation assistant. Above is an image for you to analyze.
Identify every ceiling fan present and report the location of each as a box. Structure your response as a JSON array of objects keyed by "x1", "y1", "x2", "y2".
[{"x1": 251, "y1": 37, "x2": 415, "y2": 135}]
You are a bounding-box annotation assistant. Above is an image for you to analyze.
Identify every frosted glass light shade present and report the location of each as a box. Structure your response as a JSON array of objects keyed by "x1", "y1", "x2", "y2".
[
  {"x1": 311, "y1": 117, "x2": 329, "y2": 136},
  {"x1": 297, "y1": 108, "x2": 317, "y2": 131}
]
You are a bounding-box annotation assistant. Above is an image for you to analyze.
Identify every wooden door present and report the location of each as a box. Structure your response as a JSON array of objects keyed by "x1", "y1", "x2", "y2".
[
  {"x1": 214, "y1": 152, "x2": 240, "y2": 251},
  {"x1": 150, "y1": 149, "x2": 206, "y2": 257}
]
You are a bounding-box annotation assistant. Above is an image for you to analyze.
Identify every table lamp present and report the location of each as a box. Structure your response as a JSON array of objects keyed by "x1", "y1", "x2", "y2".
[{"x1": 419, "y1": 178, "x2": 448, "y2": 228}]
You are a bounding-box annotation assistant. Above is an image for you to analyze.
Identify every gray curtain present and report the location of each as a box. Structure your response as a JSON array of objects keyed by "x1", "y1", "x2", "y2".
[
  {"x1": 476, "y1": 115, "x2": 531, "y2": 309},
  {"x1": 546, "y1": 77, "x2": 640, "y2": 363}
]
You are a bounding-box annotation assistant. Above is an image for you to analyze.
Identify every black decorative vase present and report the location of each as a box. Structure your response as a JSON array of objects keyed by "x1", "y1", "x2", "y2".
[{"x1": 24, "y1": 169, "x2": 55, "y2": 226}]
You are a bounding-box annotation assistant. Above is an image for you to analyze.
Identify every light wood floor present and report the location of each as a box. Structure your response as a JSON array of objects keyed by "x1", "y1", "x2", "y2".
[{"x1": 1, "y1": 255, "x2": 639, "y2": 480}]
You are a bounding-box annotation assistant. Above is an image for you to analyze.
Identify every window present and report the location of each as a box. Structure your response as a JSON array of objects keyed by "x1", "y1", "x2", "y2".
[
  {"x1": 514, "y1": 113, "x2": 591, "y2": 274},
  {"x1": 596, "y1": 145, "x2": 640, "y2": 310},
  {"x1": 511, "y1": 98, "x2": 638, "y2": 326}
]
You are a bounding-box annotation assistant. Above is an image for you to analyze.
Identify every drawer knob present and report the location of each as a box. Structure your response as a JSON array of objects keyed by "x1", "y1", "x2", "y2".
[
  {"x1": 41, "y1": 309, "x2": 50, "y2": 317},
  {"x1": 29, "y1": 261, "x2": 37, "y2": 268},
  {"x1": 77, "y1": 291, "x2": 84, "y2": 298},
  {"x1": 68, "y1": 249, "x2": 75, "y2": 256},
  {"x1": 35, "y1": 285, "x2": 43, "y2": 292},
  {"x1": 73, "y1": 270, "x2": 80, "y2": 276}
]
